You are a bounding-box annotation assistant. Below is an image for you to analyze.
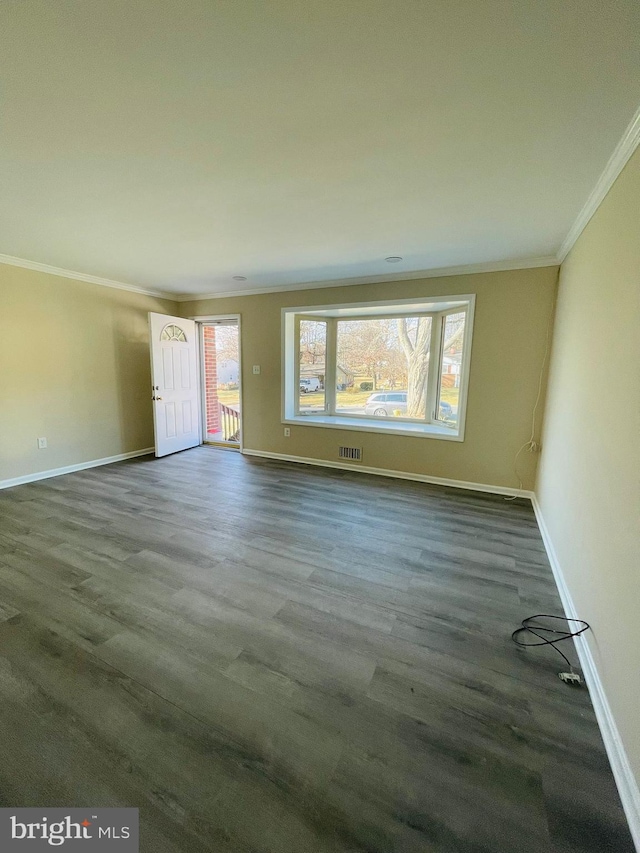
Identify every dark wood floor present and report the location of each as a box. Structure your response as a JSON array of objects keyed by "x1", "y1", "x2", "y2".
[{"x1": 0, "y1": 448, "x2": 632, "y2": 852}]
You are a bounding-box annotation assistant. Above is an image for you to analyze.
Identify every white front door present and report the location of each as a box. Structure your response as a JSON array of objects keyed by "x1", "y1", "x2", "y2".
[{"x1": 149, "y1": 312, "x2": 200, "y2": 457}]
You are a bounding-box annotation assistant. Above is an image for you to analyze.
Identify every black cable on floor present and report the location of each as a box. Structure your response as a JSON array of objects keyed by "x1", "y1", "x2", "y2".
[{"x1": 512, "y1": 614, "x2": 590, "y2": 684}]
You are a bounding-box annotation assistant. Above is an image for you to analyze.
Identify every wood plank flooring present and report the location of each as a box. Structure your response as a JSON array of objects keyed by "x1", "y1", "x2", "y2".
[{"x1": 0, "y1": 447, "x2": 632, "y2": 852}]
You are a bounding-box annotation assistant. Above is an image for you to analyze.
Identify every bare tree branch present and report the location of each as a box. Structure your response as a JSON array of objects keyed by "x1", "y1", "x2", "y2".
[
  {"x1": 397, "y1": 318, "x2": 414, "y2": 358},
  {"x1": 441, "y1": 323, "x2": 465, "y2": 354},
  {"x1": 414, "y1": 317, "x2": 431, "y2": 354}
]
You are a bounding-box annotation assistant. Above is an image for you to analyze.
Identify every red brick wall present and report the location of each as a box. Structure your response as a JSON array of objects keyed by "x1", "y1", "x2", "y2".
[{"x1": 203, "y1": 326, "x2": 220, "y2": 434}]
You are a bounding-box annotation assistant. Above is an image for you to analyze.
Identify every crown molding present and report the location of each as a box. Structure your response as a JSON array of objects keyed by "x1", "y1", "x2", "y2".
[
  {"x1": 0, "y1": 253, "x2": 179, "y2": 301},
  {"x1": 177, "y1": 256, "x2": 559, "y2": 302},
  {"x1": 0, "y1": 249, "x2": 558, "y2": 305},
  {"x1": 558, "y1": 103, "x2": 640, "y2": 263}
]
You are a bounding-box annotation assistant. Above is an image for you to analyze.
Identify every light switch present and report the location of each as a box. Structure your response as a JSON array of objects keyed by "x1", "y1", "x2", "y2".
[
  {"x1": 37, "y1": 437, "x2": 47, "y2": 449},
  {"x1": 252, "y1": 365, "x2": 261, "y2": 374}
]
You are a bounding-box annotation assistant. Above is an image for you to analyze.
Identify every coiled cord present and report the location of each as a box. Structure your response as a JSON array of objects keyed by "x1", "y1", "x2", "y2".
[{"x1": 512, "y1": 614, "x2": 590, "y2": 676}]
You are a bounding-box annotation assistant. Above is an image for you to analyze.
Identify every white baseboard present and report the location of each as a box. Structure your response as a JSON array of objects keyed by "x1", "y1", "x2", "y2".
[
  {"x1": 0, "y1": 447, "x2": 155, "y2": 490},
  {"x1": 242, "y1": 448, "x2": 533, "y2": 499},
  {"x1": 532, "y1": 495, "x2": 640, "y2": 851}
]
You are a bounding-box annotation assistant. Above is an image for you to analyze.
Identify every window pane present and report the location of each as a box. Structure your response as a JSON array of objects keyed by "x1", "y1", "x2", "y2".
[
  {"x1": 299, "y1": 320, "x2": 326, "y2": 412},
  {"x1": 161, "y1": 323, "x2": 187, "y2": 342},
  {"x1": 436, "y1": 312, "x2": 466, "y2": 426},
  {"x1": 336, "y1": 317, "x2": 431, "y2": 419}
]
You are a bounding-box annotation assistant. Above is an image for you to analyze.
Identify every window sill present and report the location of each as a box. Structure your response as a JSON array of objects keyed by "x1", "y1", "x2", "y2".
[{"x1": 283, "y1": 414, "x2": 463, "y2": 441}]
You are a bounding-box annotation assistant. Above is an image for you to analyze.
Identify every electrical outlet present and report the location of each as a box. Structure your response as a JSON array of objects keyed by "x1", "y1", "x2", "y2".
[
  {"x1": 284, "y1": 427, "x2": 291, "y2": 437},
  {"x1": 37, "y1": 437, "x2": 47, "y2": 449},
  {"x1": 252, "y1": 365, "x2": 261, "y2": 374}
]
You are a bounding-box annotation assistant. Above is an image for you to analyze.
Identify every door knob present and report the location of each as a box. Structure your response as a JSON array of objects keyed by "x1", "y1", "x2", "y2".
[{"x1": 156, "y1": 396, "x2": 163, "y2": 401}]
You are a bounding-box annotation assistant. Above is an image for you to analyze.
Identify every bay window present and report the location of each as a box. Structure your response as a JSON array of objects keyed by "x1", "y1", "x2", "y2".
[{"x1": 283, "y1": 295, "x2": 474, "y2": 440}]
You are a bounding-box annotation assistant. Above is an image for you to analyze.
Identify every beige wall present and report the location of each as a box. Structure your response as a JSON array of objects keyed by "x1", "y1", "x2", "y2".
[
  {"x1": 182, "y1": 266, "x2": 558, "y2": 490},
  {"x1": 537, "y1": 148, "x2": 640, "y2": 783},
  {"x1": 0, "y1": 264, "x2": 177, "y2": 482}
]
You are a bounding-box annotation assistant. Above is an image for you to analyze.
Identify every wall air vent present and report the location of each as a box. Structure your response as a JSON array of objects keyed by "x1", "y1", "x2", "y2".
[{"x1": 339, "y1": 446, "x2": 362, "y2": 462}]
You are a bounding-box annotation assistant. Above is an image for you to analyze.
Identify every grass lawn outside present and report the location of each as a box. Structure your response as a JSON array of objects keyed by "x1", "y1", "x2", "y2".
[
  {"x1": 216, "y1": 385, "x2": 460, "y2": 414},
  {"x1": 218, "y1": 389, "x2": 241, "y2": 408}
]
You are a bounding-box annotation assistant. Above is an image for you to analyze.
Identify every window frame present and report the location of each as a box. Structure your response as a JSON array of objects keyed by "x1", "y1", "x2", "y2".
[
  {"x1": 282, "y1": 295, "x2": 475, "y2": 441},
  {"x1": 434, "y1": 309, "x2": 469, "y2": 428}
]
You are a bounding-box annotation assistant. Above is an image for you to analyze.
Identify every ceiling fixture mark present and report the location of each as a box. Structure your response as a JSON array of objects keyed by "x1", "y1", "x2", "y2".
[{"x1": 385, "y1": 256, "x2": 403, "y2": 264}]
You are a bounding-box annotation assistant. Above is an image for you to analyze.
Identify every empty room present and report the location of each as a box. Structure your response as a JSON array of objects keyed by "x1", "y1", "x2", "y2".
[{"x1": 0, "y1": 2, "x2": 638, "y2": 851}]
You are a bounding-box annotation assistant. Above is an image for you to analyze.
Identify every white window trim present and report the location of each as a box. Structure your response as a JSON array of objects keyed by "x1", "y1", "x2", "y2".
[{"x1": 282, "y1": 295, "x2": 475, "y2": 441}]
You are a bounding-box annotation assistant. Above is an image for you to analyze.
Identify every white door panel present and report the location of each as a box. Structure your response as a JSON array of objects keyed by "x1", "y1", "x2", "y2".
[{"x1": 149, "y1": 312, "x2": 200, "y2": 457}]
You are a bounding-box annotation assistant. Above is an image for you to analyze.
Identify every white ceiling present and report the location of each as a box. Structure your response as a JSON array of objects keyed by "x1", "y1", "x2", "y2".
[{"x1": 1, "y1": 1, "x2": 639, "y2": 298}]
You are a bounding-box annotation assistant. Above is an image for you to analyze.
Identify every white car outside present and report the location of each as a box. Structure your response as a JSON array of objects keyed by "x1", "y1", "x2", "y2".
[{"x1": 300, "y1": 377, "x2": 323, "y2": 393}]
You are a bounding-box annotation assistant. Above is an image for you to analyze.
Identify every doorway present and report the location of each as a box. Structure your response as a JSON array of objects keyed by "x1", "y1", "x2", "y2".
[{"x1": 200, "y1": 318, "x2": 242, "y2": 449}]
